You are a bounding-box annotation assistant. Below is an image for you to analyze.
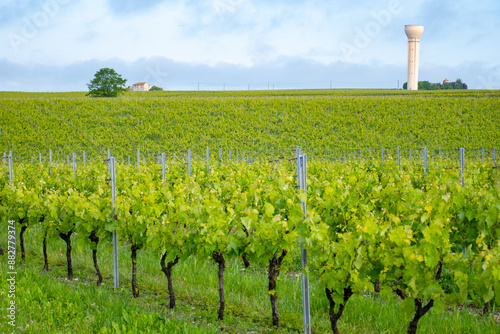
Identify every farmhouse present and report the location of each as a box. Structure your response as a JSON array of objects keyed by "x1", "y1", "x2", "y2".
[{"x1": 130, "y1": 82, "x2": 152, "y2": 91}]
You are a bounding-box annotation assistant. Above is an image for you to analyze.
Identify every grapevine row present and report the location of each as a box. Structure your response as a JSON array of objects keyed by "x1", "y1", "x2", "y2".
[
  {"x1": 1, "y1": 92, "x2": 499, "y2": 161},
  {"x1": 1, "y1": 159, "x2": 499, "y2": 333}
]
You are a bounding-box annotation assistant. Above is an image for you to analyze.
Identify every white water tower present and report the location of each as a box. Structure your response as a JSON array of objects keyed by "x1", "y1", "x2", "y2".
[{"x1": 405, "y1": 25, "x2": 424, "y2": 90}]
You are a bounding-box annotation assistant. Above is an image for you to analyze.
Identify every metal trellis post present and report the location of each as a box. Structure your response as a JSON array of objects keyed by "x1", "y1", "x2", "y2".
[
  {"x1": 49, "y1": 149, "x2": 52, "y2": 176},
  {"x1": 460, "y1": 148, "x2": 465, "y2": 187},
  {"x1": 161, "y1": 153, "x2": 165, "y2": 180},
  {"x1": 296, "y1": 147, "x2": 311, "y2": 334},
  {"x1": 137, "y1": 148, "x2": 140, "y2": 172},
  {"x1": 110, "y1": 157, "x2": 119, "y2": 289},
  {"x1": 423, "y1": 148, "x2": 428, "y2": 177},
  {"x1": 72, "y1": 153, "x2": 76, "y2": 177}
]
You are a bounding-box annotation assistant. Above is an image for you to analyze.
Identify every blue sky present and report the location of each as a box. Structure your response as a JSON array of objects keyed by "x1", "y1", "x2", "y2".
[{"x1": 0, "y1": 0, "x2": 499, "y2": 91}]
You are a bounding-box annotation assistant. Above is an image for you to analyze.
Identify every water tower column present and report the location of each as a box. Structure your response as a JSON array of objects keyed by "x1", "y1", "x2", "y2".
[
  {"x1": 407, "y1": 37, "x2": 418, "y2": 90},
  {"x1": 405, "y1": 25, "x2": 424, "y2": 91}
]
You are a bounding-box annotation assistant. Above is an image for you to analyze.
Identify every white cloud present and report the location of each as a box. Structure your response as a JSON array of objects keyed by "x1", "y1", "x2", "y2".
[{"x1": 0, "y1": 0, "x2": 498, "y2": 90}]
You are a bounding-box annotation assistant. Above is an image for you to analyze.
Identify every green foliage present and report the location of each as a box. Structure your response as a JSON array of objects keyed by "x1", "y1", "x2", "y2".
[
  {"x1": 418, "y1": 81, "x2": 432, "y2": 90},
  {"x1": 403, "y1": 79, "x2": 468, "y2": 90},
  {"x1": 0, "y1": 158, "x2": 499, "y2": 332},
  {"x1": 1, "y1": 90, "x2": 498, "y2": 161},
  {"x1": 0, "y1": 87, "x2": 499, "y2": 331},
  {"x1": 87, "y1": 68, "x2": 127, "y2": 97}
]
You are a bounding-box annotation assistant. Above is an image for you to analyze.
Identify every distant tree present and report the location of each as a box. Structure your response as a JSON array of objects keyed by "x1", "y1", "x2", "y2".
[
  {"x1": 404, "y1": 80, "x2": 468, "y2": 90},
  {"x1": 418, "y1": 81, "x2": 432, "y2": 90},
  {"x1": 87, "y1": 68, "x2": 127, "y2": 97},
  {"x1": 150, "y1": 86, "x2": 163, "y2": 91},
  {"x1": 453, "y1": 78, "x2": 463, "y2": 89}
]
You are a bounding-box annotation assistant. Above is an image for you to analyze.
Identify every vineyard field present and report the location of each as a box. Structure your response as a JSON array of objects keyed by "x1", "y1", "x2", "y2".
[
  {"x1": 1, "y1": 89, "x2": 499, "y2": 333},
  {"x1": 0, "y1": 89, "x2": 499, "y2": 161},
  {"x1": 1, "y1": 155, "x2": 499, "y2": 333}
]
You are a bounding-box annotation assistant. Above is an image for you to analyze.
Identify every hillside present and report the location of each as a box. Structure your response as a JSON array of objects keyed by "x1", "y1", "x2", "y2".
[{"x1": 0, "y1": 90, "x2": 499, "y2": 162}]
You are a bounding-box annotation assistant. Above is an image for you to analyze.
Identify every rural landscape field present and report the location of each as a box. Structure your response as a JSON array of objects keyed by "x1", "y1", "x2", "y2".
[{"x1": 1, "y1": 89, "x2": 499, "y2": 333}]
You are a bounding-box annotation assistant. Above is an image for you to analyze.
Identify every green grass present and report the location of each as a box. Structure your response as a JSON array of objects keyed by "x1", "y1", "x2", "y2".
[{"x1": 0, "y1": 226, "x2": 499, "y2": 333}]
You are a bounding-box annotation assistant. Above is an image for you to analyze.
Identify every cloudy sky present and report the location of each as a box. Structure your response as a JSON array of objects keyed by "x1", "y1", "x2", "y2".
[{"x1": 1, "y1": 0, "x2": 499, "y2": 91}]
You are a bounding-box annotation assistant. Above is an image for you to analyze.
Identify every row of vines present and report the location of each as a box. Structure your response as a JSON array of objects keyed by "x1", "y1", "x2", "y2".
[
  {"x1": 1, "y1": 92, "x2": 499, "y2": 161},
  {"x1": 1, "y1": 158, "x2": 499, "y2": 333}
]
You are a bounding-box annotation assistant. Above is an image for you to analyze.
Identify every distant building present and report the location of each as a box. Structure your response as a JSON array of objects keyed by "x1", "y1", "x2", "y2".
[
  {"x1": 130, "y1": 82, "x2": 152, "y2": 91},
  {"x1": 443, "y1": 78, "x2": 449, "y2": 84}
]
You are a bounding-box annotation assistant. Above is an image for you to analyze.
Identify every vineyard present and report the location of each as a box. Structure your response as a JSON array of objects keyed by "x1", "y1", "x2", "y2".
[
  {"x1": 0, "y1": 89, "x2": 499, "y2": 333},
  {"x1": 0, "y1": 90, "x2": 499, "y2": 161}
]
